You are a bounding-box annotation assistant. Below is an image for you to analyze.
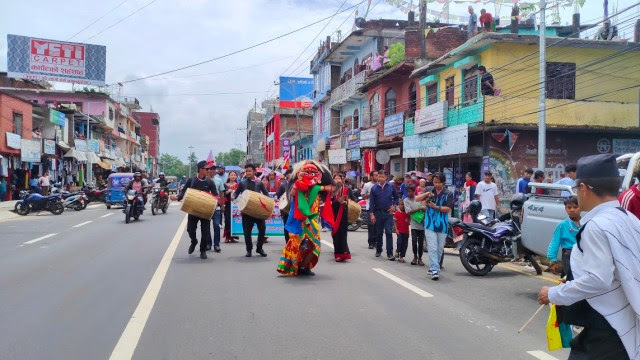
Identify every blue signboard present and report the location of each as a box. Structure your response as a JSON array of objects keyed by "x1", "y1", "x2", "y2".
[
  {"x1": 50, "y1": 109, "x2": 67, "y2": 127},
  {"x1": 383, "y1": 113, "x2": 404, "y2": 137},
  {"x1": 279, "y1": 76, "x2": 313, "y2": 109}
]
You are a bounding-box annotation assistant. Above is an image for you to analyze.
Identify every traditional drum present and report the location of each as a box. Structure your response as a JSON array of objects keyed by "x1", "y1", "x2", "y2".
[
  {"x1": 279, "y1": 192, "x2": 290, "y2": 213},
  {"x1": 180, "y1": 188, "x2": 218, "y2": 219},
  {"x1": 347, "y1": 199, "x2": 361, "y2": 224},
  {"x1": 237, "y1": 190, "x2": 275, "y2": 220}
]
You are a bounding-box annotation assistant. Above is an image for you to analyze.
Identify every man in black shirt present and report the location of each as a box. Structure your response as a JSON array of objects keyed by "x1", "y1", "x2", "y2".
[
  {"x1": 177, "y1": 160, "x2": 218, "y2": 260},
  {"x1": 234, "y1": 164, "x2": 270, "y2": 257},
  {"x1": 478, "y1": 66, "x2": 497, "y2": 96}
]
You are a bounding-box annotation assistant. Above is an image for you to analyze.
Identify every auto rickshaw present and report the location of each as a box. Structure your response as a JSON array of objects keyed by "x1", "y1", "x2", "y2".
[
  {"x1": 166, "y1": 176, "x2": 178, "y2": 194},
  {"x1": 105, "y1": 172, "x2": 134, "y2": 209}
]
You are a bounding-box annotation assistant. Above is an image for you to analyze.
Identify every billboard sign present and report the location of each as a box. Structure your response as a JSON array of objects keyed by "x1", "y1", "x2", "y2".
[
  {"x1": 6, "y1": 132, "x2": 21, "y2": 149},
  {"x1": 383, "y1": 113, "x2": 404, "y2": 137},
  {"x1": 281, "y1": 138, "x2": 291, "y2": 157},
  {"x1": 279, "y1": 76, "x2": 313, "y2": 108},
  {"x1": 88, "y1": 139, "x2": 100, "y2": 153},
  {"x1": 44, "y1": 139, "x2": 56, "y2": 155},
  {"x1": 346, "y1": 129, "x2": 360, "y2": 149},
  {"x1": 75, "y1": 139, "x2": 88, "y2": 152},
  {"x1": 7, "y1": 34, "x2": 106, "y2": 86},
  {"x1": 21, "y1": 139, "x2": 41, "y2": 162},
  {"x1": 49, "y1": 109, "x2": 67, "y2": 127},
  {"x1": 414, "y1": 101, "x2": 448, "y2": 134},
  {"x1": 360, "y1": 129, "x2": 378, "y2": 148},
  {"x1": 328, "y1": 148, "x2": 347, "y2": 164},
  {"x1": 403, "y1": 124, "x2": 468, "y2": 158}
]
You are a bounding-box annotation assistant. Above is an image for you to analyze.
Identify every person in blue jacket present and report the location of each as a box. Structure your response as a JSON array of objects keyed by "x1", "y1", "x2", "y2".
[{"x1": 546, "y1": 195, "x2": 580, "y2": 277}]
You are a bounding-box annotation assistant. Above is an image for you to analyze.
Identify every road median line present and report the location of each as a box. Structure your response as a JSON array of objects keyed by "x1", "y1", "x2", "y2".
[
  {"x1": 109, "y1": 214, "x2": 188, "y2": 360},
  {"x1": 21, "y1": 233, "x2": 57, "y2": 246},
  {"x1": 72, "y1": 221, "x2": 93, "y2": 228},
  {"x1": 372, "y1": 268, "x2": 434, "y2": 298}
]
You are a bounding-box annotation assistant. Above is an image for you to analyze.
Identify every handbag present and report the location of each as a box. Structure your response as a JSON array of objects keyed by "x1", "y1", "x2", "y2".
[{"x1": 410, "y1": 209, "x2": 425, "y2": 224}]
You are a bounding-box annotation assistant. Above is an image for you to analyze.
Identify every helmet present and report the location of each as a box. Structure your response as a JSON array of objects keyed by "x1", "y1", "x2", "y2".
[
  {"x1": 182, "y1": 175, "x2": 186, "y2": 179},
  {"x1": 510, "y1": 193, "x2": 526, "y2": 211},
  {"x1": 159, "y1": 172, "x2": 165, "y2": 177},
  {"x1": 134, "y1": 172, "x2": 141, "y2": 177},
  {"x1": 467, "y1": 200, "x2": 482, "y2": 216}
]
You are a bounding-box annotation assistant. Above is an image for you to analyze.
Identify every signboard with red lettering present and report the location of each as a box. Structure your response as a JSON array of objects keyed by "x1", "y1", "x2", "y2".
[{"x1": 7, "y1": 34, "x2": 106, "y2": 86}]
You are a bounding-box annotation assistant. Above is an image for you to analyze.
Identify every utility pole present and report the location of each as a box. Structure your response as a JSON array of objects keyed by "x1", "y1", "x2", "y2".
[
  {"x1": 86, "y1": 103, "x2": 92, "y2": 186},
  {"x1": 419, "y1": 0, "x2": 427, "y2": 64},
  {"x1": 188, "y1": 145, "x2": 194, "y2": 178},
  {"x1": 538, "y1": 0, "x2": 546, "y2": 171}
]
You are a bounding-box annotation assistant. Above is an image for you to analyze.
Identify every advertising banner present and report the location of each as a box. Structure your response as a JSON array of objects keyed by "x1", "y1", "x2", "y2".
[
  {"x1": 613, "y1": 138, "x2": 640, "y2": 154},
  {"x1": 405, "y1": 118, "x2": 414, "y2": 136},
  {"x1": 75, "y1": 139, "x2": 88, "y2": 152},
  {"x1": 383, "y1": 113, "x2": 404, "y2": 137},
  {"x1": 403, "y1": 124, "x2": 468, "y2": 158},
  {"x1": 6, "y1": 132, "x2": 21, "y2": 149},
  {"x1": 43, "y1": 139, "x2": 56, "y2": 155},
  {"x1": 414, "y1": 101, "x2": 448, "y2": 134},
  {"x1": 7, "y1": 34, "x2": 106, "y2": 86},
  {"x1": 88, "y1": 139, "x2": 100, "y2": 153},
  {"x1": 231, "y1": 192, "x2": 284, "y2": 237},
  {"x1": 49, "y1": 109, "x2": 67, "y2": 127},
  {"x1": 281, "y1": 138, "x2": 291, "y2": 157},
  {"x1": 346, "y1": 148, "x2": 361, "y2": 161},
  {"x1": 279, "y1": 76, "x2": 313, "y2": 108},
  {"x1": 346, "y1": 129, "x2": 360, "y2": 149},
  {"x1": 328, "y1": 148, "x2": 347, "y2": 164},
  {"x1": 360, "y1": 129, "x2": 378, "y2": 148},
  {"x1": 21, "y1": 139, "x2": 41, "y2": 162}
]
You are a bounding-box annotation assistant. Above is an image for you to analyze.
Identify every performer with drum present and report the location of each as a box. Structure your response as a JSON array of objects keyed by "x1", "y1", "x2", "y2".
[
  {"x1": 176, "y1": 160, "x2": 219, "y2": 260},
  {"x1": 233, "y1": 164, "x2": 270, "y2": 257}
]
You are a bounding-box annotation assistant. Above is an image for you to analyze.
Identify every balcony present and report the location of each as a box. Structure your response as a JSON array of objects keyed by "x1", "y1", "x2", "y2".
[
  {"x1": 329, "y1": 70, "x2": 366, "y2": 108},
  {"x1": 447, "y1": 96, "x2": 484, "y2": 127},
  {"x1": 122, "y1": 97, "x2": 141, "y2": 110}
]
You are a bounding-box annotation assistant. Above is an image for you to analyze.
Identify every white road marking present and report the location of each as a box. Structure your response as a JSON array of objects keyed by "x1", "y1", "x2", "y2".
[
  {"x1": 109, "y1": 215, "x2": 188, "y2": 360},
  {"x1": 87, "y1": 204, "x2": 102, "y2": 209},
  {"x1": 22, "y1": 233, "x2": 57, "y2": 246},
  {"x1": 321, "y1": 239, "x2": 334, "y2": 249},
  {"x1": 372, "y1": 268, "x2": 434, "y2": 298},
  {"x1": 100, "y1": 213, "x2": 114, "y2": 218},
  {"x1": 72, "y1": 221, "x2": 92, "y2": 228},
  {"x1": 527, "y1": 351, "x2": 560, "y2": 360}
]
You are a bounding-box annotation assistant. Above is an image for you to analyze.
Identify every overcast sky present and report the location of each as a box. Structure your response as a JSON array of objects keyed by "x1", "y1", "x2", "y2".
[{"x1": 0, "y1": 0, "x2": 631, "y2": 162}]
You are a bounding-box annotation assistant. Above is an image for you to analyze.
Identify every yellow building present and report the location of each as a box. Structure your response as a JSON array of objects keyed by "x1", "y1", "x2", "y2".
[{"x1": 408, "y1": 32, "x2": 640, "y2": 197}]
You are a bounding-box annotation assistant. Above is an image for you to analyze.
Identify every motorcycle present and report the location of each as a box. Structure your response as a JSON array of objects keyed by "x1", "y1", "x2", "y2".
[
  {"x1": 14, "y1": 190, "x2": 64, "y2": 216},
  {"x1": 347, "y1": 198, "x2": 369, "y2": 231},
  {"x1": 82, "y1": 184, "x2": 107, "y2": 209},
  {"x1": 62, "y1": 192, "x2": 85, "y2": 211},
  {"x1": 150, "y1": 186, "x2": 169, "y2": 215},
  {"x1": 123, "y1": 189, "x2": 146, "y2": 224},
  {"x1": 451, "y1": 198, "x2": 542, "y2": 276}
]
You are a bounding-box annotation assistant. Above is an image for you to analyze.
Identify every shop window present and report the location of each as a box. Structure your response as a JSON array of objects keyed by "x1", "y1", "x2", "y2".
[
  {"x1": 445, "y1": 76, "x2": 455, "y2": 107},
  {"x1": 109, "y1": 107, "x2": 114, "y2": 120},
  {"x1": 12, "y1": 112, "x2": 23, "y2": 135},
  {"x1": 547, "y1": 62, "x2": 576, "y2": 100},
  {"x1": 385, "y1": 88, "x2": 396, "y2": 116},
  {"x1": 427, "y1": 83, "x2": 438, "y2": 105},
  {"x1": 353, "y1": 109, "x2": 359, "y2": 129},
  {"x1": 463, "y1": 65, "x2": 479, "y2": 104},
  {"x1": 409, "y1": 83, "x2": 417, "y2": 116}
]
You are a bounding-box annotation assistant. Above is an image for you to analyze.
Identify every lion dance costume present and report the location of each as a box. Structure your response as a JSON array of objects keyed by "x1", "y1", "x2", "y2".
[{"x1": 277, "y1": 160, "x2": 334, "y2": 276}]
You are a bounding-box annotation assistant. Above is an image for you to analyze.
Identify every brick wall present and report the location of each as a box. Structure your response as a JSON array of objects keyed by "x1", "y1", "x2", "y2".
[
  {"x1": 366, "y1": 76, "x2": 418, "y2": 143},
  {"x1": 405, "y1": 28, "x2": 420, "y2": 60},
  {"x1": 0, "y1": 93, "x2": 33, "y2": 154},
  {"x1": 426, "y1": 27, "x2": 468, "y2": 60}
]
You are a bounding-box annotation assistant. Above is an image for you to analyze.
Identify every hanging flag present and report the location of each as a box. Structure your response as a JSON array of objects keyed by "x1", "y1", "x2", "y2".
[
  {"x1": 505, "y1": 129, "x2": 519, "y2": 151},
  {"x1": 206, "y1": 150, "x2": 216, "y2": 167},
  {"x1": 546, "y1": 305, "x2": 573, "y2": 351}
]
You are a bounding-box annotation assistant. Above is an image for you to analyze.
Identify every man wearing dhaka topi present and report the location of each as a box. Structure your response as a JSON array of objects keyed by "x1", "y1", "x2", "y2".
[{"x1": 277, "y1": 160, "x2": 335, "y2": 276}]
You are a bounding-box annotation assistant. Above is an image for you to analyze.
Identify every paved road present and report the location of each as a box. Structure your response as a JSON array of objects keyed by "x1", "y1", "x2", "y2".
[{"x1": 0, "y1": 204, "x2": 569, "y2": 360}]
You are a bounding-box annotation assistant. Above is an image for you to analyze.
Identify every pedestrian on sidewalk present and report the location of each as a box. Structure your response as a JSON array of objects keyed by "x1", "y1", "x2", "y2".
[
  {"x1": 207, "y1": 166, "x2": 225, "y2": 253},
  {"x1": 538, "y1": 154, "x2": 640, "y2": 359},
  {"x1": 369, "y1": 170, "x2": 399, "y2": 261},
  {"x1": 176, "y1": 161, "x2": 218, "y2": 260},
  {"x1": 416, "y1": 172, "x2": 454, "y2": 280},
  {"x1": 331, "y1": 173, "x2": 355, "y2": 262},
  {"x1": 404, "y1": 184, "x2": 426, "y2": 266},
  {"x1": 38, "y1": 172, "x2": 51, "y2": 195},
  {"x1": 393, "y1": 201, "x2": 410, "y2": 263},
  {"x1": 361, "y1": 171, "x2": 378, "y2": 249},
  {"x1": 0, "y1": 177, "x2": 6, "y2": 202},
  {"x1": 234, "y1": 164, "x2": 269, "y2": 258}
]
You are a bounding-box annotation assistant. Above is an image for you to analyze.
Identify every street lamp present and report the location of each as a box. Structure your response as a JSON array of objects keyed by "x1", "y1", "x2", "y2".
[{"x1": 188, "y1": 145, "x2": 194, "y2": 178}]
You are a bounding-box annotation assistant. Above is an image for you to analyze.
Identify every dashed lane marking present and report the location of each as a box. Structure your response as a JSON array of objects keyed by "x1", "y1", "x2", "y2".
[
  {"x1": 321, "y1": 239, "x2": 334, "y2": 249},
  {"x1": 109, "y1": 214, "x2": 188, "y2": 360},
  {"x1": 72, "y1": 221, "x2": 92, "y2": 228},
  {"x1": 372, "y1": 268, "x2": 434, "y2": 298},
  {"x1": 527, "y1": 350, "x2": 560, "y2": 360},
  {"x1": 87, "y1": 204, "x2": 102, "y2": 209},
  {"x1": 100, "y1": 213, "x2": 114, "y2": 218},
  {"x1": 21, "y1": 233, "x2": 57, "y2": 246}
]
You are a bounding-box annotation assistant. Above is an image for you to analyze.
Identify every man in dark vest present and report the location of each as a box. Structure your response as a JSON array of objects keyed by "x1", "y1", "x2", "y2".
[
  {"x1": 234, "y1": 163, "x2": 270, "y2": 257},
  {"x1": 177, "y1": 160, "x2": 218, "y2": 260}
]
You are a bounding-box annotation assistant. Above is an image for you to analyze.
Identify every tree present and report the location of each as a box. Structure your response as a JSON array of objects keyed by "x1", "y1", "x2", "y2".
[
  {"x1": 159, "y1": 153, "x2": 188, "y2": 177},
  {"x1": 216, "y1": 148, "x2": 246, "y2": 166},
  {"x1": 386, "y1": 43, "x2": 405, "y2": 67},
  {"x1": 187, "y1": 152, "x2": 198, "y2": 177}
]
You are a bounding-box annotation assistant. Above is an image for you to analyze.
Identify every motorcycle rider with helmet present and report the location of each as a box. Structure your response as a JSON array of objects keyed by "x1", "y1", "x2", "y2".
[
  {"x1": 155, "y1": 172, "x2": 169, "y2": 188},
  {"x1": 125, "y1": 172, "x2": 149, "y2": 205}
]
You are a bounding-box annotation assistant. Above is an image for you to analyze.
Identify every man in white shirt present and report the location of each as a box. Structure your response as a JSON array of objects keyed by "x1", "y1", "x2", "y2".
[
  {"x1": 474, "y1": 171, "x2": 500, "y2": 218},
  {"x1": 38, "y1": 172, "x2": 51, "y2": 195},
  {"x1": 538, "y1": 154, "x2": 640, "y2": 360},
  {"x1": 361, "y1": 171, "x2": 377, "y2": 249}
]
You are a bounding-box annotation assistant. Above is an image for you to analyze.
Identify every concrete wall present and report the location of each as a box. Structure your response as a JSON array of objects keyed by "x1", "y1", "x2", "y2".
[{"x1": 0, "y1": 93, "x2": 33, "y2": 155}]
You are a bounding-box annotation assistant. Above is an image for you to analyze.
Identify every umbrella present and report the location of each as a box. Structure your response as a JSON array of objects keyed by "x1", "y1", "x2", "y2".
[
  {"x1": 346, "y1": 171, "x2": 361, "y2": 178},
  {"x1": 224, "y1": 165, "x2": 243, "y2": 172},
  {"x1": 409, "y1": 171, "x2": 427, "y2": 179},
  {"x1": 256, "y1": 167, "x2": 272, "y2": 175}
]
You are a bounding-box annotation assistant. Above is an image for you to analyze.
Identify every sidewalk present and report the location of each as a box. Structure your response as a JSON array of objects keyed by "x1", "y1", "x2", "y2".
[{"x1": 0, "y1": 200, "x2": 20, "y2": 222}]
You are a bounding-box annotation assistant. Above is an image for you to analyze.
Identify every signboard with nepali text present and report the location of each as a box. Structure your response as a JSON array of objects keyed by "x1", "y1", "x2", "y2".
[
  {"x1": 6, "y1": 132, "x2": 21, "y2": 149},
  {"x1": 231, "y1": 193, "x2": 284, "y2": 237},
  {"x1": 21, "y1": 139, "x2": 41, "y2": 163},
  {"x1": 279, "y1": 76, "x2": 313, "y2": 108},
  {"x1": 383, "y1": 113, "x2": 404, "y2": 137},
  {"x1": 414, "y1": 101, "x2": 447, "y2": 134},
  {"x1": 360, "y1": 129, "x2": 378, "y2": 148},
  {"x1": 49, "y1": 109, "x2": 67, "y2": 127},
  {"x1": 403, "y1": 124, "x2": 468, "y2": 158},
  {"x1": 44, "y1": 139, "x2": 56, "y2": 155},
  {"x1": 7, "y1": 34, "x2": 106, "y2": 86}
]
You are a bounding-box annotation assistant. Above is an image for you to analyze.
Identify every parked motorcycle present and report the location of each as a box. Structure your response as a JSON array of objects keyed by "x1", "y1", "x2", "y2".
[
  {"x1": 451, "y1": 197, "x2": 542, "y2": 276},
  {"x1": 62, "y1": 192, "x2": 85, "y2": 211},
  {"x1": 14, "y1": 190, "x2": 64, "y2": 216},
  {"x1": 347, "y1": 198, "x2": 368, "y2": 231},
  {"x1": 81, "y1": 184, "x2": 107, "y2": 209},
  {"x1": 123, "y1": 189, "x2": 146, "y2": 223},
  {"x1": 150, "y1": 186, "x2": 169, "y2": 215}
]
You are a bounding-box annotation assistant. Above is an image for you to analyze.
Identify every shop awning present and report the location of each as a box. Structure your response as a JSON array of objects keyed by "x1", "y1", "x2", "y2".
[
  {"x1": 116, "y1": 158, "x2": 127, "y2": 167},
  {"x1": 63, "y1": 149, "x2": 87, "y2": 162},
  {"x1": 96, "y1": 161, "x2": 111, "y2": 170},
  {"x1": 86, "y1": 152, "x2": 101, "y2": 164},
  {"x1": 57, "y1": 141, "x2": 71, "y2": 150}
]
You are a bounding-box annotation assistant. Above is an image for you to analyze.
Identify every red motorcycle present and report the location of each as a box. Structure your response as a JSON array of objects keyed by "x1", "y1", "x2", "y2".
[
  {"x1": 82, "y1": 185, "x2": 107, "y2": 209},
  {"x1": 151, "y1": 186, "x2": 169, "y2": 215}
]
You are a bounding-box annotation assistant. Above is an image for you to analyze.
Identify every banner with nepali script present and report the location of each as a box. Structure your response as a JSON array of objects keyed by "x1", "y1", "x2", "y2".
[{"x1": 231, "y1": 192, "x2": 285, "y2": 237}]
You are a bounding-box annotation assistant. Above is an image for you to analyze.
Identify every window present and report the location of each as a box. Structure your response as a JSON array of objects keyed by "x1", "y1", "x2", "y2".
[
  {"x1": 369, "y1": 93, "x2": 380, "y2": 126},
  {"x1": 463, "y1": 65, "x2": 479, "y2": 103},
  {"x1": 409, "y1": 83, "x2": 417, "y2": 116},
  {"x1": 427, "y1": 83, "x2": 438, "y2": 105},
  {"x1": 385, "y1": 88, "x2": 396, "y2": 116},
  {"x1": 353, "y1": 109, "x2": 359, "y2": 129},
  {"x1": 109, "y1": 107, "x2": 114, "y2": 120},
  {"x1": 13, "y1": 112, "x2": 23, "y2": 135},
  {"x1": 445, "y1": 76, "x2": 455, "y2": 107},
  {"x1": 546, "y1": 62, "x2": 576, "y2": 100}
]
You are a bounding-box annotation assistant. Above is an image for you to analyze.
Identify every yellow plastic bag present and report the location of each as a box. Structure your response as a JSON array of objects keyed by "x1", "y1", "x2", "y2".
[{"x1": 546, "y1": 304, "x2": 563, "y2": 351}]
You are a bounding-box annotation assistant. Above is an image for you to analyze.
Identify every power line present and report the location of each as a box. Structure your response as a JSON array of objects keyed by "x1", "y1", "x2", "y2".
[
  {"x1": 67, "y1": 0, "x2": 129, "y2": 40},
  {"x1": 114, "y1": 0, "x2": 367, "y2": 85},
  {"x1": 84, "y1": 0, "x2": 161, "y2": 41}
]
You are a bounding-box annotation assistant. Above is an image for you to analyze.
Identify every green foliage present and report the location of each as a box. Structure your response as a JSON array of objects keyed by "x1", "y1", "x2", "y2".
[
  {"x1": 386, "y1": 43, "x2": 405, "y2": 67},
  {"x1": 216, "y1": 148, "x2": 246, "y2": 166},
  {"x1": 187, "y1": 152, "x2": 198, "y2": 176},
  {"x1": 159, "y1": 153, "x2": 188, "y2": 177}
]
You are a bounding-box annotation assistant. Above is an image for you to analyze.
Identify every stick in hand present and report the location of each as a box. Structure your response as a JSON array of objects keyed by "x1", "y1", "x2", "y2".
[{"x1": 518, "y1": 304, "x2": 545, "y2": 333}]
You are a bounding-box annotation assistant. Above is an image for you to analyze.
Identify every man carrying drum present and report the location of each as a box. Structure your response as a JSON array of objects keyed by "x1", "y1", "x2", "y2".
[
  {"x1": 176, "y1": 160, "x2": 219, "y2": 260},
  {"x1": 233, "y1": 164, "x2": 270, "y2": 258}
]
